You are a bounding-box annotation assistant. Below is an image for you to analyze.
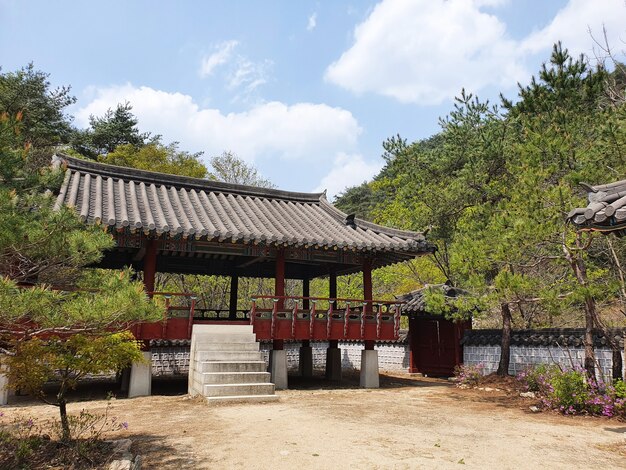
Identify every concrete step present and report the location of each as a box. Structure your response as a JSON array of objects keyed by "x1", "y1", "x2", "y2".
[
  {"x1": 205, "y1": 394, "x2": 280, "y2": 404},
  {"x1": 192, "y1": 333, "x2": 257, "y2": 344},
  {"x1": 203, "y1": 383, "x2": 275, "y2": 397},
  {"x1": 195, "y1": 360, "x2": 268, "y2": 373},
  {"x1": 193, "y1": 341, "x2": 259, "y2": 351},
  {"x1": 192, "y1": 324, "x2": 253, "y2": 335},
  {"x1": 195, "y1": 351, "x2": 264, "y2": 361},
  {"x1": 200, "y1": 371, "x2": 271, "y2": 384}
]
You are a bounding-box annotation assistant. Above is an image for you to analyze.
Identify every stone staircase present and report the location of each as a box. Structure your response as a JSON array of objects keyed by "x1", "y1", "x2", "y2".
[{"x1": 188, "y1": 324, "x2": 278, "y2": 403}]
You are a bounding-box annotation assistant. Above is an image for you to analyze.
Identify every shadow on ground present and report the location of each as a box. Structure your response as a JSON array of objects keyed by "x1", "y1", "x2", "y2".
[
  {"x1": 6, "y1": 371, "x2": 451, "y2": 407},
  {"x1": 127, "y1": 433, "x2": 201, "y2": 468}
]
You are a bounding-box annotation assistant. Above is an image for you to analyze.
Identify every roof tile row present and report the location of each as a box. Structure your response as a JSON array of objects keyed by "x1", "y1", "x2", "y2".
[{"x1": 54, "y1": 155, "x2": 432, "y2": 255}]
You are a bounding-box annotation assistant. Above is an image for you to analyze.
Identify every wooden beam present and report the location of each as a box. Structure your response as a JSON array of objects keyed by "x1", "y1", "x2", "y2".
[
  {"x1": 238, "y1": 255, "x2": 266, "y2": 268},
  {"x1": 132, "y1": 246, "x2": 147, "y2": 262}
]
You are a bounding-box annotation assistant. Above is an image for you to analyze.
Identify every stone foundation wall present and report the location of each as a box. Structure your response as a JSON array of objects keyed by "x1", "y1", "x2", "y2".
[
  {"x1": 463, "y1": 345, "x2": 625, "y2": 380},
  {"x1": 462, "y1": 328, "x2": 626, "y2": 380},
  {"x1": 151, "y1": 342, "x2": 409, "y2": 376}
]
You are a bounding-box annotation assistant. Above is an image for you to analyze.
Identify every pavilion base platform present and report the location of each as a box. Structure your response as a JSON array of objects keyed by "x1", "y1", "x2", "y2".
[
  {"x1": 128, "y1": 351, "x2": 152, "y2": 398},
  {"x1": 0, "y1": 362, "x2": 9, "y2": 405},
  {"x1": 298, "y1": 342, "x2": 313, "y2": 378},
  {"x1": 359, "y1": 349, "x2": 380, "y2": 388},
  {"x1": 269, "y1": 349, "x2": 288, "y2": 390},
  {"x1": 325, "y1": 342, "x2": 342, "y2": 381},
  {"x1": 188, "y1": 325, "x2": 278, "y2": 402}
]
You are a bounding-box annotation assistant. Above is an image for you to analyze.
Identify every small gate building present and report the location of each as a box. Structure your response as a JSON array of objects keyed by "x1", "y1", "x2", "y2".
[{"x1": 397, "y1": 284, "x2": 471, "y2": 377}]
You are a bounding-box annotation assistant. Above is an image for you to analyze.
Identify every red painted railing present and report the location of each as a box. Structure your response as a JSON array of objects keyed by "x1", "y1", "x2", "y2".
[
  {"x1": 249, "y1": 295, "x2": 403, "y2": 341},
  {"x1": 132, "y1": 291, "x2": 197, "y2": 340},
  {"x1": 131, "y1": 293, "x2": 403, "y2": 342}
]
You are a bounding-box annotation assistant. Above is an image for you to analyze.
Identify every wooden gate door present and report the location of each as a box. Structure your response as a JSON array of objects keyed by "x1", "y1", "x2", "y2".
[{"x1": 409, "y1": 316, "x2": 465, "y2": 376}]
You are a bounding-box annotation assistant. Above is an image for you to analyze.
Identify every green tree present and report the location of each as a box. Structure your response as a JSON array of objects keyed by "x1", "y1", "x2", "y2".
[
  {"x1": 0, "y1": 63, "x2": 76, "y2": 148},
  {"x1": 337, "y1": 43, "x2": 626, "y2": 379},
  {"x1": 209, "y1": 151, "x2": 275, "y2": 188},
  {"x1": 0, "y1": 116, "x2": 160, "y2": 441},
  {"x1": 72, "y1": 102, "x2": 152, "y2": 159},
  {"x1": 100, "y1": 141, "x2": 208, "y2": 178}
]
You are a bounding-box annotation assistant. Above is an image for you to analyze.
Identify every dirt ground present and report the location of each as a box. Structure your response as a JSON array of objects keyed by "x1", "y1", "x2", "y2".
[{"x1": 4, "y1": 373, "x2": 626, "y2": 469}]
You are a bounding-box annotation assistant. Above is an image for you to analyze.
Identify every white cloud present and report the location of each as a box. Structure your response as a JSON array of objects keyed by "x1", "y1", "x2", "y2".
[
  {"x1": 199, "y1": 40, "x2": 239, "y2": 77},
  {"x1": 520, "y1": 0, "x2": 626, "y2": 57},
  {"x1": 325, "y1": 0, "x2": 525, "y2": 105},
  {"x1": 314, "y1": 153, "x2": 383, "y2": 199},
  {"x1": 75, "y1": 84, "x2": 362, "y2": 170},
  {"x1": 307, "y1": 12, "x2": 317, "y2": 31},
  {"x1": 227, "y1": 58, "x2": 272, "y2": 94},
  {"x1": 325, "y1": 0, "x2": 626, "y2": 105}
]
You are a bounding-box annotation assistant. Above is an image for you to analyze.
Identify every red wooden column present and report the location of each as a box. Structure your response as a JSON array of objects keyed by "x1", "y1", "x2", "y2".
[
  {"x1": 271, "y1": 248, "x2": 288, "y2": 388},
  {"x1": 229, "y1": 275, "x2": 239, "y2": 320},
  {"x1": 363, "y1": 257, "x2": 374, "y2": 350},
  {"x1": 326, "y1": 269, "x2": 341, "y2": 380},
  {"x1": 302, "y1": 277, "x2": 310, "y2": 310},
  {"x1": 300, "y1": 277, "x2": 313, "y2": 377},
  {"x1": 329, "y1": 271, "x2": 337, "y2": 308},
  {"x1": 143, "y1": 239, "x2": 158, "y2": 296},
  {"x1": 274, "y1": 248, "x2": 286, "y2": 350}
]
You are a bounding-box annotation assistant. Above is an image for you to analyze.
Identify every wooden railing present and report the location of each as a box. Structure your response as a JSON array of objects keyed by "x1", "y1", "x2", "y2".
[{"x1": 249, "y1": 295, "x2": 403, "y2": 341}]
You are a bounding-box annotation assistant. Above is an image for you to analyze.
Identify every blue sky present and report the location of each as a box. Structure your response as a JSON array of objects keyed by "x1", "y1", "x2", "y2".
[{"x1": 2, "y1": 0, "x2": 625, "y2": 198}]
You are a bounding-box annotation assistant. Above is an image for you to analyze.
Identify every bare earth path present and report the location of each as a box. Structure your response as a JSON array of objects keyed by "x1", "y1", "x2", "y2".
[{"x1": 4, "y1": 374, "x2": 626, "y2": 469}]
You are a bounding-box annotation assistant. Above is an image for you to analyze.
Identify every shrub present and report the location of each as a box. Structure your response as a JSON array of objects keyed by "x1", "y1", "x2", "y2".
[
  {"x1": 517, "y1": 365, "x2": 626, "y2": 417},
  {"x1": 517, "y1": 364, "x2": 559, "y2": 394},
  {"x1": 454, "y1": 363, "x2": 484, "y2": 386}
]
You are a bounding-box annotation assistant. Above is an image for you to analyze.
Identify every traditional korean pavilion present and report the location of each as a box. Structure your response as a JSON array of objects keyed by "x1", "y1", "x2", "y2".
[{"x1": 52, "y1": 154, "x2": 433, "y2": 396}]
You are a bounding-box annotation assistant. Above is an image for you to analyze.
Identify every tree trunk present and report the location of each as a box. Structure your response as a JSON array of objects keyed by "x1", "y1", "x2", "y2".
[
  {"x1": 563, "y1": 233, "x2": 597, "y2": 380},
  {"x1": 583, "y1": 294, "x2": 597, "y2": 380},
  {"x1": 497, "y1": 302, "x2": 512, "y2": 376},
  {"x1": 59, "y1": 398, "x2": 70, "y2": 442},
  {"x1": 57, "y1": 379, "x2": 71, "y2": 442},
  {"x1": 612, "y1": 347, "x2": 622, "y2": 382}
]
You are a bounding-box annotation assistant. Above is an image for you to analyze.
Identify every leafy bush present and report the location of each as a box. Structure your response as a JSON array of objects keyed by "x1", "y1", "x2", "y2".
[
  {"x1": 454, "y1": 363, "x2": 484, "y2": 386},
  {"x1": 517, "y1": 365, "x2": 626, "y2": 417},
  {"x1": 517, "y1": 364, "x2": 559, "y2": 393}
]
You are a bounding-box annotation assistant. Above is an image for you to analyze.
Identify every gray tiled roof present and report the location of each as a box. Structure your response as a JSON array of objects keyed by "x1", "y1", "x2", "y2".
[
  {"x1": 462, "y1": 328, "x2": 626, "y2": 348},
  {"x1": 396, "y1": 284, "x2": 466, "y2": 314},
  {"x1": 568, "y1": 179, "x2": 626, "y2": 235},
  {"x1": 53, "y1": 155, "x2": 432, "y2": 255}
]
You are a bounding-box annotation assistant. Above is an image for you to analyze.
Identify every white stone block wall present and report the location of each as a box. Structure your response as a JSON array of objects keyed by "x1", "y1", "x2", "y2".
[
  {"x1": 152, "y1": 343, "x2": 410, "y2": 375},
  {"x1": 151, "y1": 347, "x2": 190, "y2": 376},
  {"x1": 260, "y1": 342, "x2": 409, "y2": 372},
  {"x1": 463, "y1": 345, "x2": 625, "y2": 380}
]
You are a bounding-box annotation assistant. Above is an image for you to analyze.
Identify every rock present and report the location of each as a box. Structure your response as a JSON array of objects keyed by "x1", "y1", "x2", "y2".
[
  {"x1": 484, "y1": 387, "x2": 494, "y2": 392},
  {"x1": 520, "y1": 391, "x2": 536, "y2": 399},
  {"x1": 529, "y1": 406, "x2": 540, "y2": 413},
  {"x1": 106, "y1": 438, "x2": 140, "y2": 470},
  {"x1": 111, "y1": 438, "x2": 132, "y2": 455},
  {"x1": 108, "y1": 460, "x2": 132, "y2": 470}
]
